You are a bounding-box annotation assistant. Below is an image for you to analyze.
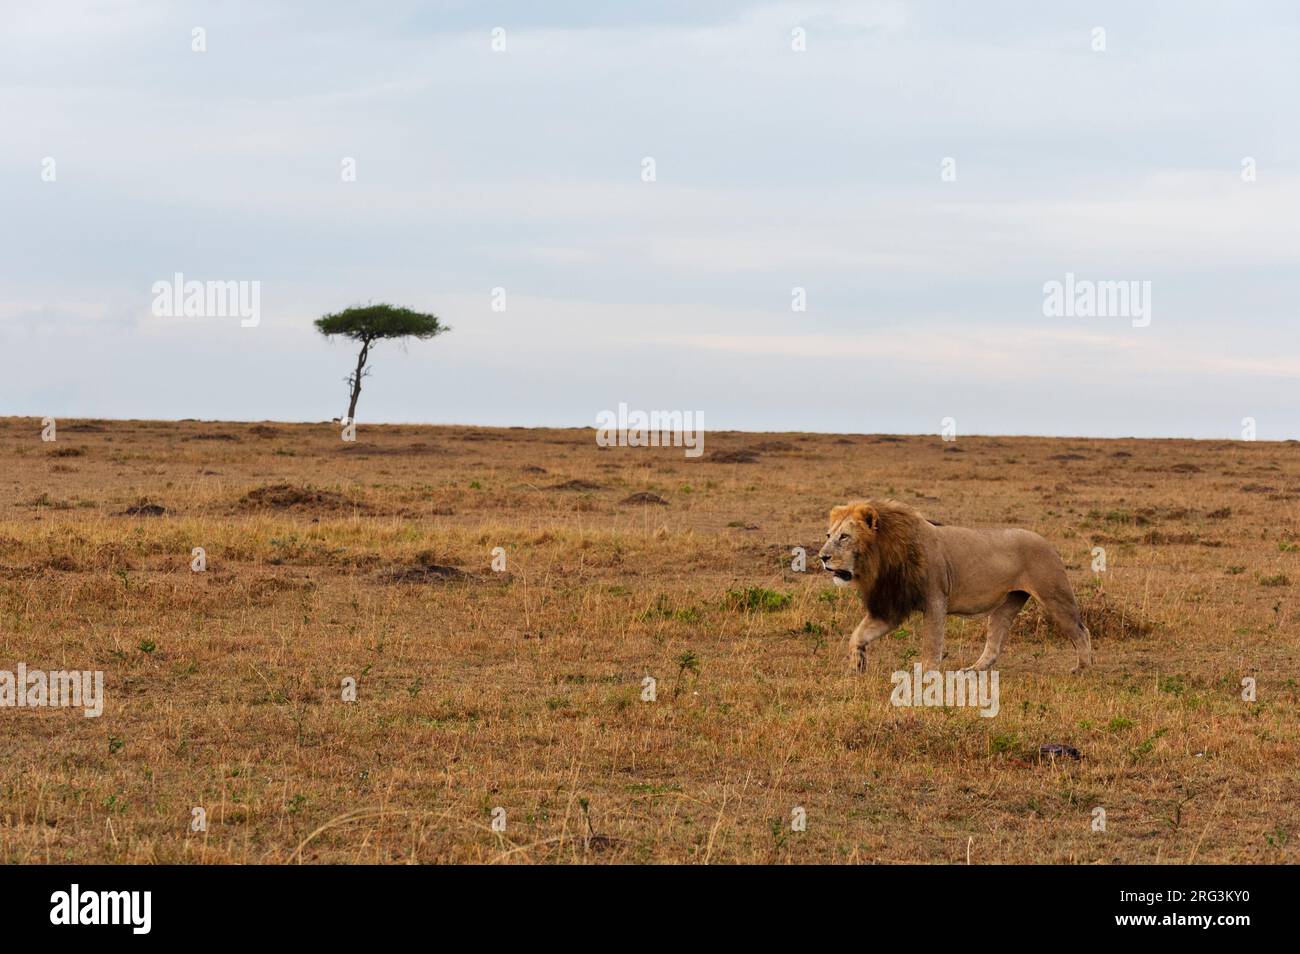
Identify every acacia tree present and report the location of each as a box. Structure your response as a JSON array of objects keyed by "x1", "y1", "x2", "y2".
[{"x1": 314, "y1": 303, "x2": 449, "y2": 423}]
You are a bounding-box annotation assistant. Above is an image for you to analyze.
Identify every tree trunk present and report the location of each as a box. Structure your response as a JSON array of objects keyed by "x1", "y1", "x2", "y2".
[{"x1": 346, "y1": 337, "x2": 371, "y2": 422}]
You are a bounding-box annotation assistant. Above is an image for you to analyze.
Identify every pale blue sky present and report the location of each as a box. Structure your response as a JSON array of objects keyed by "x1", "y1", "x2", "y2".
[{"x1": 3, "y1": 1, "x2": 1297, "y2": 436}]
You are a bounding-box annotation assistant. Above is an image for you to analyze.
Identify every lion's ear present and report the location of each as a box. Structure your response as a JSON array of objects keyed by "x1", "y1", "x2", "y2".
[{"x1": 854, "y1": 503, "x2": 880, "y2": 531}]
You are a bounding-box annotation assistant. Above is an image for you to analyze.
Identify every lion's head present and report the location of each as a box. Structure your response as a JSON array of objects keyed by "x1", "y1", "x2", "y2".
[
  {"x1": 819, "y1": 499, "x2": 931, "y2": 622},
  {"x1": 818, "y1": 502, "x2": 881, "y2": 586}
]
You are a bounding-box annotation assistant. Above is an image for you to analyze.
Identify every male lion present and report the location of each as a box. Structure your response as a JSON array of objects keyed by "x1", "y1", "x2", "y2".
[{"x1": 818, "y1": 500, "x2": 1091, "y2": 674}]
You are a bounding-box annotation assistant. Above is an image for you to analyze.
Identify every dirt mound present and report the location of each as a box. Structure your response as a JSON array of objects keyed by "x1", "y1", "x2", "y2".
[
  {"x1": 377, "y1": 547, "x2": 510, "y2": 583},
  {"x1": 339, "y1": 442, "x2": 447, "y2": 457},
  {"x1": 381, "y1": 563, "x2": 469, "y2": 584},
  {"x1": 1014, "y1": 591, "x2": 1156, "y2": 642},
  {"x1": 709, "y1": 450, "x2": 759, "y2": 464},
  {"x1": 41, "y1": 554, "x2": 81, "y2": 571},
  {"x1": 122, "y1": 503, "x2": 166, "y2": 517},
  {"x1": 185, "y1": 433, "x2": 240, "y2": 442},
  {"x1": 249, "y1": 425, "x2": 279, "y2": 437},
  {"x1": 620, "y1": 492, "x2": 668, "y2": 506},
  {"x1": 550, "y1": 479, "x2": 602, "y2": 491},
  {"x1": 1141, "y1": 530, "x2": 1209, "y2": 546},
  {"x1": 238, "y1": 483, "x2": 359, "y2": 512},
  {"x1": 1081, "y1": 593, "x2": 1158, "y2": 640}
]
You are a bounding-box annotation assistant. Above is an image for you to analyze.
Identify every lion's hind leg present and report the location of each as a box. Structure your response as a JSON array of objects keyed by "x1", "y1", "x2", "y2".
[
  {"x1": 963, "y1": 591, "x2": 1029, "y2": 672},
  {"x1": 1037, "y1": 582, "x2": 1092, "y2": 673}
]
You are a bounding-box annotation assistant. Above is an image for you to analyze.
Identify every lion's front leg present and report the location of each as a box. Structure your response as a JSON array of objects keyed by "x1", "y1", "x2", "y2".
[{"x1": 847, "y1": 615, "x2": 895, "y2": 673}]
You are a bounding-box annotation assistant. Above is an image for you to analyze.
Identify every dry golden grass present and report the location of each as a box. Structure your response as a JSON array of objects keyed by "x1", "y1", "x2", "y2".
[{"x1": 1, "y1": 417, "x2": 1297, "y2": 863}]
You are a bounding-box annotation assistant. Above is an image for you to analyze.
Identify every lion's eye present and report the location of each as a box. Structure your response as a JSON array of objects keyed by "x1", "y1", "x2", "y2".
[{"x1": 839, "y1": 534, "x2": 849, "y2": 542}]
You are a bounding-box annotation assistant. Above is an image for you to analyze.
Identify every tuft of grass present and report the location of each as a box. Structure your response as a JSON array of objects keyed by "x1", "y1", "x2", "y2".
[
  {"x1": 989, "y1": 732, "x2": 1020, "y2": 755},
  {"x1": 1157, "y1": 675, "x2": 1186, "y2": 696},
  {"x1": 638, "y1": 594, "x2": 702, "y2": 623},
  {"x1": 725, "y1": 587, "x2": 791, "y2": 612},
  {"x1": 1131, "y1": 727, "x2": 1169, "y2": 760}
]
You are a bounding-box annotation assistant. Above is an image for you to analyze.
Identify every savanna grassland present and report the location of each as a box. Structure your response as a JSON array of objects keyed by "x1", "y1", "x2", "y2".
[{"x1": 0, "y1": 416, "x2": 1296, "y2": 864}]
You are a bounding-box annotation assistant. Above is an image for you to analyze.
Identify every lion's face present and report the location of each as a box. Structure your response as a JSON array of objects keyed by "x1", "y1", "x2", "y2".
[{"x1": 819, "y1": 503, "x2": 879, "y2": 586}]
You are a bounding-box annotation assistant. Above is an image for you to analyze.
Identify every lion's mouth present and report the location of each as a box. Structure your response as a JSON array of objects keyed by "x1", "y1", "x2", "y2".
[{"x1": 828, "y1": 568, "x2": 854, "y2": 582}]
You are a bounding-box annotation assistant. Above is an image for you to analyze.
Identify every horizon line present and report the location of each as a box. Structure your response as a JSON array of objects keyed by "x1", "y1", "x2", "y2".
[{"x1": 3, "y1": 415, "x2": 1292, "y2": 444}]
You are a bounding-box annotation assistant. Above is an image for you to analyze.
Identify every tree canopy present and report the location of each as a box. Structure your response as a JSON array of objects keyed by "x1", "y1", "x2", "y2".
[{"x1": 314, "y1": 303, "x2": 448, "y2": 342}]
